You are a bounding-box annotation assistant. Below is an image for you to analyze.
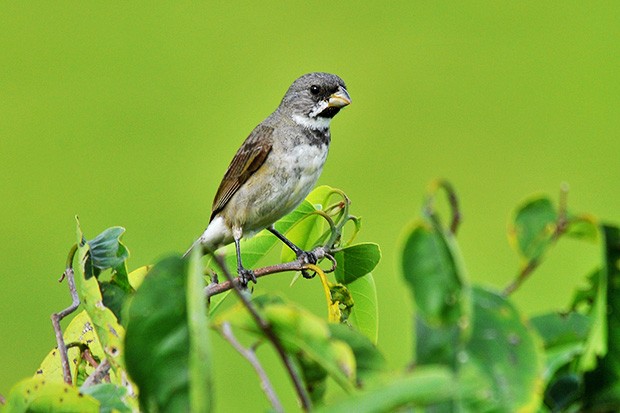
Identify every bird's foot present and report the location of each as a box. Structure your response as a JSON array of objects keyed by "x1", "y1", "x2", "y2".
[
  {"x1": 297, "y1": 250, "x2": 319, "y2": 279},
  {"x1": 238, "y1": 268, "x2": 257, "y2": 287}
]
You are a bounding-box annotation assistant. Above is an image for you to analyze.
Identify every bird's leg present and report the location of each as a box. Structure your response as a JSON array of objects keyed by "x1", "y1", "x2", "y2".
[
  {"x1": 268, "y1": 225, "x2": 318, "y2": 279},
  {"x1": 233, "y1": 228, "x2": 256, "y2": 286}
]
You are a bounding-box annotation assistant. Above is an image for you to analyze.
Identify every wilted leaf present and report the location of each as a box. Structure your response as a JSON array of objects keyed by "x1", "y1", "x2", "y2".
[
  {"x1": 4, "y1": 376, "x2": 99, "y2": 412},
  {"x1": 127, "y1": 265, "x2": 152, "y2": 290},
  {"x1": 329, "y1": 282, "x2": 354, "y2": 324},
  {"x1": 74, "y1": 227, "x2": 126, "y2": 380},
  {"x1": 37, "y1": 311, "x2": 105, "y2": 385}
]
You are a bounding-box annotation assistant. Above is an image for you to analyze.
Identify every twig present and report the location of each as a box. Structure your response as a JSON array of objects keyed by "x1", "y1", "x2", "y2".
[
  {"x1": 425, "y1": 179, "x2": 461, "y2": 235},
  {"x1": 51, "y1": 243, "x2": 80, "y2": 385},
  {"x1": 212, "y1": 254, "x2": 312, "y2": 411},
  {"x1": 205, "y1": 247, "x2": 334, "y2": 299},
  {"x1": 219, "y1": 322, "x2": 283, "y2": 413},
  {"x1": 503, "y1": 183, "x2": 571, "y2": 296},
  {"x1": 81, "y1": 358, "x2": 111, "y2": 388}
]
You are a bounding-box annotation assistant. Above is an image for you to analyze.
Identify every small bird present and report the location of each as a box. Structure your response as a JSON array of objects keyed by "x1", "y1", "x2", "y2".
[{"x1": 185, "y1": 72, "x2": 351, "y2": 285}]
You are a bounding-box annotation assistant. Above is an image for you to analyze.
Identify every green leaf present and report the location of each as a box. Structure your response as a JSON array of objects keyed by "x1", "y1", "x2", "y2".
[
  {"x1": 75, "y1": 218, "x2": 133, "y2": 323},
  {"x1": 415, "y1": 315, "x2": 462, "y2": 367},
  {"x1": 334, "y1": 243, "x2": 381, "y2": 284},
  {"x1": 213, "y1": 295, "x2": 357, "y2": 394},
  {"x1": 530, "y1": 312, "x2": 591, "y2": 386},
  {"x1": 461, "y1": 287, "x2": 544, "y2": 411},
  {"x1": 315, "y1": 366, "x2": 459, "y2": 413},
  {"x1": 544, "y1": 373, "x2": 581, "y2": 412},
  {"x1": 530, "y1": 312, "x2": 591, "y2": 350},
  {"x1": 279, "y1": 185, "x2": 342, "y2": 263},
  {"x1": 576, "y1": 269, "x2": 607, "y2": 372},
  {"x1": 3, "y1": 376, "x2": 100, "y2": 412},
  {"x1": 209, "y1": 200, "x2": 317, "y2": 273},
  {"x1": 124, "y1": 254, "x2": 212, "y2": 413},
  {"x1": 187, "y1": 247, "x2": 213, "y2": 413},
  {"x1": 508, "y1": 196, "x2": 557, "y2": 262},
  {"x1": 328, "y1": 324, "x2": 386, "y2": 386},
  {"x1": 583, "y1": 225, "x2": 620, "y2": 409},
  {"x1": 401, "y1": 219, "x2": 469, "y2": 327},
  {"x1": 80, "y1": 383, "x2": 131, "y2": 413},
  {"x1": 346, "y1": 273, "x2": 379, "y2": 344},
  {"x1": 82, "y1": 225, "x2": 129, "y2": 281},
  {"x1": 565, "y1": 215, "x2": 599, "y2": 243}
]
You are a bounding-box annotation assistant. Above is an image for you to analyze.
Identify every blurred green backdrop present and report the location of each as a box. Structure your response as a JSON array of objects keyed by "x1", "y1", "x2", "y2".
[{"x1": 1, "y1": 2, "x2": 618, "y2": 410}]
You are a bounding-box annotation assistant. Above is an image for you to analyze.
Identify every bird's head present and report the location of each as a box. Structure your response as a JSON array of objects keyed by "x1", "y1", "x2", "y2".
[{"x1": 280, "y1": 72, "x2": 351, "y2": 130}]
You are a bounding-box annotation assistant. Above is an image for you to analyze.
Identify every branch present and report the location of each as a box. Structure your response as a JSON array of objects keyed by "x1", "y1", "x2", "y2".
[
  {"x1": 51, "y1": 244, "x2": 80, "y2": 384},
  {"x1": 205, "y1": 246, "x2": 335, "y2": 299},
  {"x1": 219, "y1": 322, "x2": 283, "y2": 413},
  {"x1": 212, "y1": 254, "x2": 312, "y2": 411},
  {"x1": 81, "y1": 358, "x2": 111, "y2": 388}
]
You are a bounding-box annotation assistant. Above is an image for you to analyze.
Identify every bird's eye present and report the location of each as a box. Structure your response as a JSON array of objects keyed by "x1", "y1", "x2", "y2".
[{"x1": 310, "y1": 85, "x2": 320, "y2": 95}]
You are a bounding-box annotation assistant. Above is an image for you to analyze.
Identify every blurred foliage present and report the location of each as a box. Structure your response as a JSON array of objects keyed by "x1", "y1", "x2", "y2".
[{"x1": 3, "y1": 183, "x2": 620, "y2": 412}]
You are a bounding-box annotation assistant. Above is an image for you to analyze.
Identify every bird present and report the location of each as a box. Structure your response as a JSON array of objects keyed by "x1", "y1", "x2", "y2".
[{"x1": 184, "y1": 72, "x2": 351, "y2": 285}]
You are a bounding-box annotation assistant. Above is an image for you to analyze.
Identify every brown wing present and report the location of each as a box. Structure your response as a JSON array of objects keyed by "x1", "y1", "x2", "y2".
[{"x1": 209, "y1": 124, "x2": 274, "y2": 221}]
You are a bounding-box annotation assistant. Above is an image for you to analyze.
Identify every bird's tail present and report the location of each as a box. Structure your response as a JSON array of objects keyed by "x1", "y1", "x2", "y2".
[
  {"x1": 184, "y1": 216, "x2": 230, "y2": 259},
  {"x1": 182, "y1": 237, "x2": 203, "y2": 259}
]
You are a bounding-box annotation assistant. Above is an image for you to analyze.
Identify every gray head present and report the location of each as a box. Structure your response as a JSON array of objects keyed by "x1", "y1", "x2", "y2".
[{"x1": 279, "y1": 72, "x2": 351, "y2": 129}]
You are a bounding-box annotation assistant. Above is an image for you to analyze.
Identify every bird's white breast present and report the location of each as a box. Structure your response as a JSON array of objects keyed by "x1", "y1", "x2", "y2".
[{"x1": 239, "y1": 142, "x2": 328, "y2": 234}]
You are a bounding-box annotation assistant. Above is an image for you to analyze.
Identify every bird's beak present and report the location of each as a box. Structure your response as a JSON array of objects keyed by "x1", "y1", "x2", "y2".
[{"x1": 327, "y1": 86, "x2": 352, "y2": 108}]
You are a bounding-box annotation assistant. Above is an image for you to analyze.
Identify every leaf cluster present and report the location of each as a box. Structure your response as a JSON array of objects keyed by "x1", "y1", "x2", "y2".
[{"x1": 2, "y1": 182, "x2": 620, "y2": 413}]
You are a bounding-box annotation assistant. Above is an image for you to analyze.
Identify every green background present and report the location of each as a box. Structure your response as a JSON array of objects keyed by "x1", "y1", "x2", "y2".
[{"x1": 1, "y1": 2, "x2": 618, "y2": 410}]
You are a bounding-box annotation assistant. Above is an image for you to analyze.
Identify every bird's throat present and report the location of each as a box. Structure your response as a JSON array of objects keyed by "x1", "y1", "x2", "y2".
[{"x1": 292, "y1": 114, "x2": 331, "y2": 130}]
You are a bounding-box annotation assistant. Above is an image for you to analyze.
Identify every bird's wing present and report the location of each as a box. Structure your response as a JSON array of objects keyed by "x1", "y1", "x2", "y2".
[{"x1": 209, "y1": 124, "x2": 274, "y2": 221}]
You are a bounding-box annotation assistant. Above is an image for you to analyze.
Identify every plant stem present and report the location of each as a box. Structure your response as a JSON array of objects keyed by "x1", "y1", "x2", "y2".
[
  {"x1": 51, "y1": 244, "x2": 80, "y2": 385},
  {"x1": 212, "y1": 254, "x2": 312, "y2": 411},
  {"x1": 503, "y1": 184, "x2": 571, "y2": 296},
  {"x1": 81, "y1": 358, "x2": 111, "y2": 388},
  {"x1": 220, "y1": 322, "x2": 284, "y2": 413},
  {"x1": 425, "y1": 179, "x2": 461, "y2": 235}
]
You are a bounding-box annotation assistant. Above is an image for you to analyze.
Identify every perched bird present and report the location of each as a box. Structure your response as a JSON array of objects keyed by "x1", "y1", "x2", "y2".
[{"x1": 185, "y1": 72, "x2": 351, "y2": 285}]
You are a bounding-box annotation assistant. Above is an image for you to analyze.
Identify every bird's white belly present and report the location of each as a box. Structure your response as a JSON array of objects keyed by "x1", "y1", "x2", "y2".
[{"x1": 240, "y1": 143, "x2": 328, "y2": 234}]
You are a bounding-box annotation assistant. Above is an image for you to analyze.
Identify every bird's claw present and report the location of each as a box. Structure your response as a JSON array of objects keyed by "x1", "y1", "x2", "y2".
[
  {"x1": 238, "y1": 268, "x2": 257, "y2": 287},
  {"x1": 297, "y1": 250, "x2": 318, "y2": 266},
  {"x1": 297, "y1": 250, "x2": 319, "y2": 279}
]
